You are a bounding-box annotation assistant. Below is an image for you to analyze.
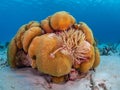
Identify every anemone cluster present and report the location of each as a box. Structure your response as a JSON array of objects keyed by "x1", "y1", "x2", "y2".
[{"x1": 7, "y1": 11, "x2": 100, "y2": 83}]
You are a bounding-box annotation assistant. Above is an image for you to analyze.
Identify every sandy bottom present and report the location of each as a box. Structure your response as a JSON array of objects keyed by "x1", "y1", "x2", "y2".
[{"x1": 0, "y1": 49, "x2": 120, "y2": 90}]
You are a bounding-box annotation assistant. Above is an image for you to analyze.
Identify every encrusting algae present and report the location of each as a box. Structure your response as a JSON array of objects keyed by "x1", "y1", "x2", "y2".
[{"x1": 7, "y1": 11, "x2": 100, "y2": 84}]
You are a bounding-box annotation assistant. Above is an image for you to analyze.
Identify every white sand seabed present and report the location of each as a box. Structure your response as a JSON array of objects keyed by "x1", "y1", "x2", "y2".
[{"x1": 0, "y1": 49, "x2": 120, "y2": 90}]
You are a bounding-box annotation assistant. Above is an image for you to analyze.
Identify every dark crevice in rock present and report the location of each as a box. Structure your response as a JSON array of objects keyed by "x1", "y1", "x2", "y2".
[{"x1": 32, "y1": 55, "x2": 36, "y2": 60}]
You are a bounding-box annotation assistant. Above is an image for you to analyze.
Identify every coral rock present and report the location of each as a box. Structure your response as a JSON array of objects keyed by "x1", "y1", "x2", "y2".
[
  {"x1": 40, "y1": 17, "x2": 53, "y2": 33},
  {"x1": 15, "y1": 25, "x2": 27, "y2": 49},
  {"x1": 92, "y1": 47, "x2": 100, "y2": 68},
  {"x1": 22, "y1": 27, "x2": 42, "y2": 52},
  {"x1": 50, "y1": 11, "x2": 76, "y2": 31},
  {"x1": 7, "y1": 11, "x2": 100, "y2": 84},
  {"x1": 79, "y1": 22, "x2": 94, "y2": 45},
  {"x1": 51, "y1": 76, "x2": 67, "y2": 84},
  {"x1": 28, "y1": 33, "x2": 72, "y2": 76},
  {"x1": 15, "y1": 49, "x2": 32, "y2": 68},
  {"x1": 7, "y1": 38, "x2": 17, "y2": 68},
  {"x1": 26, "y1": 21, "x2": 40, "y2": 29}
]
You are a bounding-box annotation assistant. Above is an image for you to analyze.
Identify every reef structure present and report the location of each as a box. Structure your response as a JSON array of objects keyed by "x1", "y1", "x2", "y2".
[{"x1": 7, "y1": 11, "x2": 100, "y2": 84}]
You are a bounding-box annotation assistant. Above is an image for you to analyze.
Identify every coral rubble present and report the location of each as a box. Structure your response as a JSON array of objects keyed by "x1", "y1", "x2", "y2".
[{"x1": 7, "y1": 11, "x2": 100, "y2": 83}]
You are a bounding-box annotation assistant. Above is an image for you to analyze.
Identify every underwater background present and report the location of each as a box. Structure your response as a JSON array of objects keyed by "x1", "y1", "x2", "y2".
[
  {"x1": 0, "y1": 0, "x2": 120, "y2": 43},
  {"x1": 0, "y1": 1, "x2": 120, "y2": 90}
]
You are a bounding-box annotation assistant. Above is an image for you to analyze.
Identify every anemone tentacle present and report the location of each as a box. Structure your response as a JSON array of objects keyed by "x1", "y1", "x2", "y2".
[{"x1": 58, "y1": 28, "x2": 91, "y2": 65}]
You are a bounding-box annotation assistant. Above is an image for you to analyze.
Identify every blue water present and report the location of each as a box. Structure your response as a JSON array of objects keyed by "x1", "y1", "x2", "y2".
[{"x1": 0, "y1": 0, "x2": 120, "y2": 43}]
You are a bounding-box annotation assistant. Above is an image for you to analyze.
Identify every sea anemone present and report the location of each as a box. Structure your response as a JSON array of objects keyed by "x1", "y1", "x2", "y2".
[
  {"x1": 7, "y1": 11, "x2": 100, "y2": 84},
  {"x1": 53, "y1": 28, "x2": 91, "y2": 66}
]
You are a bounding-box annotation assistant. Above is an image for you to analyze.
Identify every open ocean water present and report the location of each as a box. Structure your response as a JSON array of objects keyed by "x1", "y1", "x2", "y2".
[{"x1": 0, "y1": 0, "x2": 120, "y2": 43}]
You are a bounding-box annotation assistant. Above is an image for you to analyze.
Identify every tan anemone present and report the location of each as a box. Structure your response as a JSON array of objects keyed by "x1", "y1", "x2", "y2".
[
  {"x1": 79, "y1": 45, "x2": 95, "y2": 73},
  {"x1": 58, "y1": 28, "x2": 95, "y2": 73}
]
